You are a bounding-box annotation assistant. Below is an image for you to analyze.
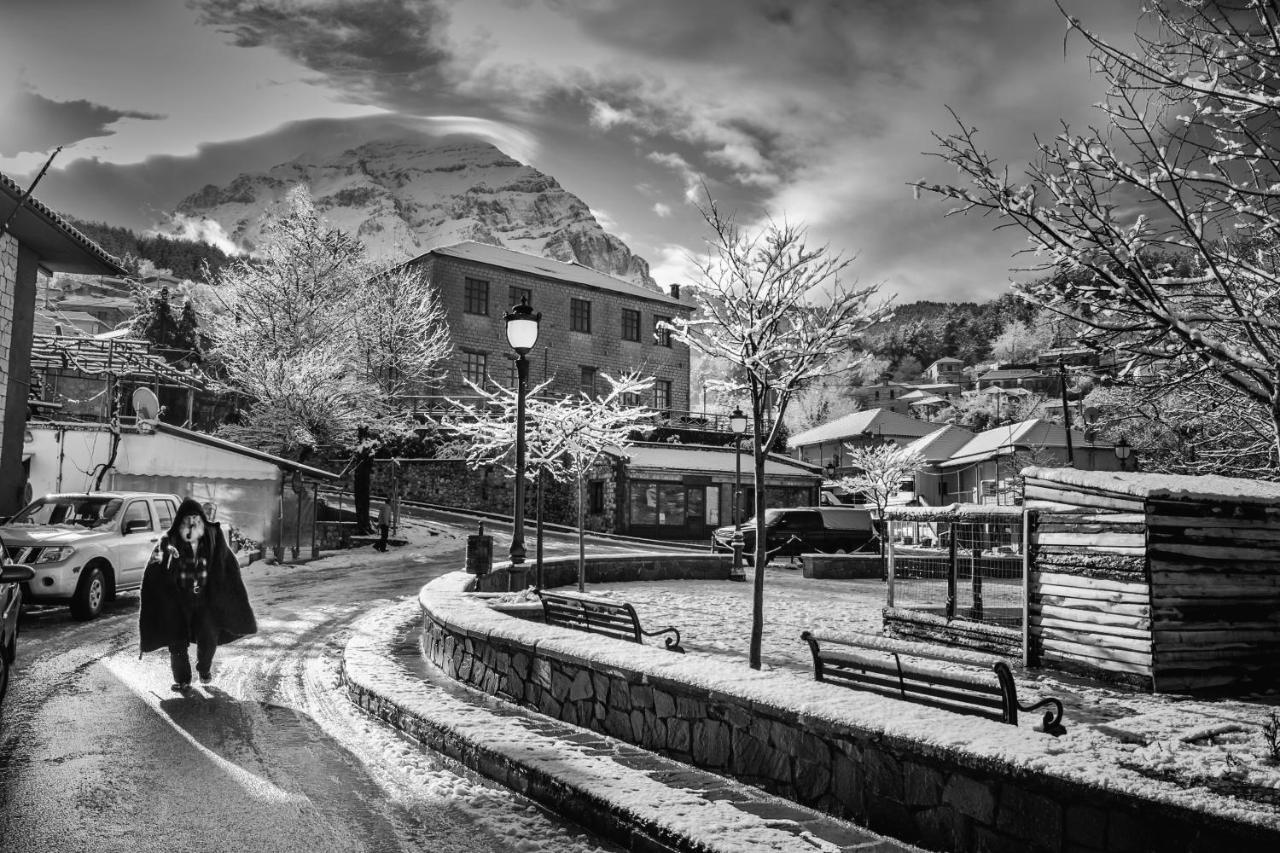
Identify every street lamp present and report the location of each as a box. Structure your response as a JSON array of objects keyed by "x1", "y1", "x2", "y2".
[
  {"x1": 728, "y1": 406, "x2": 748, "y2": 582},
  {"x1": 504, "y1": 296, "x2": 541, "y2": 564},
  {"x1": 1114, "y1": 435, "x2": 1133, "y2": 472}
]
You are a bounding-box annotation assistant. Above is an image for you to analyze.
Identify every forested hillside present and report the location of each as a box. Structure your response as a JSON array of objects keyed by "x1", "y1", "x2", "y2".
[{"x1": 69, "y1": 219, "x2": 233, "y2": 281}]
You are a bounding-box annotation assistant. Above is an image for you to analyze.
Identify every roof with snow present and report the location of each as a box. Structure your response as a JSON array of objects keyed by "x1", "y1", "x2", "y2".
[
  {"x1": 789, "y1": 409, "x2": 940, "y2": 448},
  {"x1": 1, "y1": 170, "x2": 126, "y2": 275},
  {"x1": 1023, "y1": 466, "x2": 1280, "y2": 505},
  {"x1": 616, "y1": 442, "x2": 821, "y2": 479},
  {"x1": 417, "y1": 241, "x2": 687, "y2": 309},
  {"x1": 907, "y1": 395, "x2": 948, "y2": 407},
  {"x1": 979, "y1": 367, "x2": 1048, "y2": 381},
  {"x1": 939, "y1": 419, "x2": 1096, "y2": 469},
  {"x1": 926, "y1": 357, "x2": 964, "y2": 368},
  {"x1": 902, "y1": 425, "x2": 976, "y2": 462}
]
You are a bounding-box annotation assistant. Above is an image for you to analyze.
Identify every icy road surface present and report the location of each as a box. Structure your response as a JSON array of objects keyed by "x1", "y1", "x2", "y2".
[{"x1": 0, "y1": 513, "x2": 657, "y2": 853}]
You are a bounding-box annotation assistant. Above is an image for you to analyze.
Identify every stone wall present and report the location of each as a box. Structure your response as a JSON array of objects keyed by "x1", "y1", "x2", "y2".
[{"x1": 417, "y1": 567, "x2": 1279, "y2": 853}]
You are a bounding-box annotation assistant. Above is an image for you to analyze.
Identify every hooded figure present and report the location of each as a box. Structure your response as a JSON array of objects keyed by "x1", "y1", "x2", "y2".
[{"x1": 139, "y1": 498, "x2": 257, "y2": 691}]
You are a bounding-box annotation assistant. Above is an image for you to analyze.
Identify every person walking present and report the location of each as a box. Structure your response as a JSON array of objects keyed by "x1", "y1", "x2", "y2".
[
  {"x1": 375, "y1": 498, "x2": 392, "y2": 552},
  {"x1": 138, "y1": 498, "x2": 258, "y2": 693}
]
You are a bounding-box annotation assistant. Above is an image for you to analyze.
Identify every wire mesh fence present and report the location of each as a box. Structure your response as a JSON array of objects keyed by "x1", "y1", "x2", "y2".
[{"x1": 886, "y1": 511, "x2": 1025, "y2": 630}]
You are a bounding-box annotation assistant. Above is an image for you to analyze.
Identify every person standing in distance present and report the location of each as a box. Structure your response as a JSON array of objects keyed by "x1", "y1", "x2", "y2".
[
  {"x1": 375, "y1": 498, "x2": 392, "y2": 552},
  {"x1": 138, "y1": 498, "x2": 258, "y2": 692}
]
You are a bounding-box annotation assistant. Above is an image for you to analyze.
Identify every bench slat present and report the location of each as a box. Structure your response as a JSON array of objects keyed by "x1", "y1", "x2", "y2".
[
  {"x1": 819, "y1": 667, "x2": 1006, "y2": 716},
  {"x1": 539, "y1": 591, "x2": 683, "y2": 653}
]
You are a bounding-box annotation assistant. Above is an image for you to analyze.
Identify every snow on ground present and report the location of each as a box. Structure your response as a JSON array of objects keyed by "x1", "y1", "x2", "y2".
[{"x1": 582, "y1": 565, "x2": 1280, "y2": 817}]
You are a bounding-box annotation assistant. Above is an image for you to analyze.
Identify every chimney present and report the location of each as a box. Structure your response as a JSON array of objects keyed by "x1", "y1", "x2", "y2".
[{"x1": 668, "y1": 283, "x2": 681, "y2": 300}]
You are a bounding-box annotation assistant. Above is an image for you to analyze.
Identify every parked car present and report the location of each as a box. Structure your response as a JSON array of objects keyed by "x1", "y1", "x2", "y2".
[
  {"x1": 2, "y1": 492, "x2": 180, "y2": 620},
  {"x1": 712, "y1": 506, "x2": 879, "y2": 564},
  {"x1": 1, "y1": 532, "x2": 35, "y2": 710}
]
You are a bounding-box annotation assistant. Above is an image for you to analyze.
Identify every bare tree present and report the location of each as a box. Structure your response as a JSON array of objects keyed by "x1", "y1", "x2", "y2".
[
  {"x1": 666, "y1": 194, "x2": 893, "y2": 669},
  {"x1": 915, "y1": 1, "x2": 1280, "y2": 473},
  {"x1": 447, "y1": 373, "x2": 654, "y2": 589}
]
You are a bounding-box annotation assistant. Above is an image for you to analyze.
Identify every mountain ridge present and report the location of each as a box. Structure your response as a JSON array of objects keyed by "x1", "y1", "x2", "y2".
[{"x1": 172, "y1": 137, "x2": 658, "y2": 289}]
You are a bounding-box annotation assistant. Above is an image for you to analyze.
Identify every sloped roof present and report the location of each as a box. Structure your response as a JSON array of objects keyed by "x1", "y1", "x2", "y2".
[
  {"x1": 0, "y1": 171, "x2": 126, "y2": 275},
  {"x1": 418, "y1": 241, "x2": 687, "y2": 309},
  {"x1": 926, "y1": 357, "x2": 964, "y2": 368},
  {"x1": 902, "y1": 425, "x2": 977, "y2": 462},
  {"x1": 939, "y1": 419, "x2": 1094, "y2": 469},
  {"x1": 790, "y1": 408, "x2": 940, "y2": 447},
  {"x1": 907, "y1": 395, "x2": 948, "y2": 407},
  {"x1": 615, "y1": 443, "x2": 820, "y2": 479},
  {"x1": 154, "y1": 423, "x2": 340, "y2": 480},
  {"x1": 979, "y1": 367, "x2": 1048, "y2": 381}
]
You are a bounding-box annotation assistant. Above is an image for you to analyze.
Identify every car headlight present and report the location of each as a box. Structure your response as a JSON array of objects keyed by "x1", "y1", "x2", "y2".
[{"x1": 35, "y1": 546, "x2": 76, "y2": 564}]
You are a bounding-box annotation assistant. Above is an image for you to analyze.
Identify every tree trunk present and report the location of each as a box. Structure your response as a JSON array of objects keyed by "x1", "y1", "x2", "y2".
[
  {"x1": 749, "y1": 426, "x2": 768, "y2": 670},
  {"x1": 353, "y1": 455, "x2": 372, "y2": 534}
]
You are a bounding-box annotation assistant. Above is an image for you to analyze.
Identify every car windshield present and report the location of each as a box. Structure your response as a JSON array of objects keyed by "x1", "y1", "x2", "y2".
[{"x1": 9, "y1": 497, "x2": 124, "y2": 529}]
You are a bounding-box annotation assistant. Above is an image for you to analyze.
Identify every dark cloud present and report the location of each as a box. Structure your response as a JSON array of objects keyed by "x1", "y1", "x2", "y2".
[
  {"x1": 0, "y1": 87, "x2": 162, "y2": 157},
  {"x1": 189, "y1": 0, "x2": 457, "y2": 109}
]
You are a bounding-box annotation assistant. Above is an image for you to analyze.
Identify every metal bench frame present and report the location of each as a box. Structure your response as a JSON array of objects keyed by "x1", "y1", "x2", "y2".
[
  {"x1": 540, "y1": 590, "x2": 684, "y2": 653},
  {"x1": 800, "y1": 630, "x2": 1065, "y2": 736}
]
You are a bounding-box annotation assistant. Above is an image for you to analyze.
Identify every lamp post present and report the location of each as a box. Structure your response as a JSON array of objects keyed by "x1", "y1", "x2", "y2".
[
  {"x1": 504, "y1": 296, "x2": 541, "y2": 564},
  {"x1": 728, "y1": 406, "x2": 748, "y2": 582},
  {"x1": 1114, "y1": 435, "x2": 1132, "y2": 472}
]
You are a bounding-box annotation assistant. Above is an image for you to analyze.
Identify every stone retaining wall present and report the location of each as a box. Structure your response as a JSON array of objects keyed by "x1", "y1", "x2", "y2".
[{"x1": 417, "y1": 564, "x2": 1279, "y2": 853}]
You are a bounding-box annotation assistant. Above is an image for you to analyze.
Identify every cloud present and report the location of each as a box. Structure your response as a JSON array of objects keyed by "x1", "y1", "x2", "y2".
[
  {"x1": 647, "y1": 152, "x2": 703, "y2": 202},
  {"x1": 647, "y1": 243, "x2": 701, "y2": 289},
  {"x1": 653, "y1": 203, "x2": 672, "y2": 218},
  {"x1": 0, "y1": 84, "x2": 162, "y2": 157},
  {"x1": 158, "y1": 213, "x2": 242, "y2": 255}
]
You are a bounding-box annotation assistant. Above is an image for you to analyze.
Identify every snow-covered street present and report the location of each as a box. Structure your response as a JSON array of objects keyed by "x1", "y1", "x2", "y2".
[{"x1": 0, "y1": 516, "x2": 644, "y2": 853}]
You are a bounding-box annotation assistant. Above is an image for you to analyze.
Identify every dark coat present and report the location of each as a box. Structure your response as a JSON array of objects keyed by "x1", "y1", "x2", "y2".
[{"x1": 138, "y1": 502, "x2": 257, "y2": 655}]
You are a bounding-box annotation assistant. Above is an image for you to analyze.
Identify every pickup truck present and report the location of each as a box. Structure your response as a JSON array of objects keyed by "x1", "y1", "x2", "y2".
[
  {"x1": 2, "y1": 492, "x2": 181, "y2": 620},
  {"x1": 712, "y1": 507, "x2": 879, "y2": 564}
]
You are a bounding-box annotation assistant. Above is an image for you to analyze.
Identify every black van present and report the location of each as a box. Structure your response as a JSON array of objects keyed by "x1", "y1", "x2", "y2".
[{"x1": 712, "y1": 507, "x2": 879, "y2": 563}]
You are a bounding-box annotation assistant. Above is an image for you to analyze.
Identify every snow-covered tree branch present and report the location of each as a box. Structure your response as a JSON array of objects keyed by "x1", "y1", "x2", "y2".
[{"x1": 914, "y1": 1, "x2": 1280, "y2": 473}]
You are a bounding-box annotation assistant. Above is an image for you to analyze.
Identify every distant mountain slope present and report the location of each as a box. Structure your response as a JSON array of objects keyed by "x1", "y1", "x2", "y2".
[{"x1": 175, "y1": 137, "x2": 657, "y2": 288}]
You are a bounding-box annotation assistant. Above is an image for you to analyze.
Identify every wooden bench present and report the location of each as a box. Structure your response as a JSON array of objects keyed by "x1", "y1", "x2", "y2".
[
  {"x1": 539, "y1": 591, "x2": 685, "y2": 652},
  {"x1": 800, "y1": 630, "x2": 1065, "y2": 735}
]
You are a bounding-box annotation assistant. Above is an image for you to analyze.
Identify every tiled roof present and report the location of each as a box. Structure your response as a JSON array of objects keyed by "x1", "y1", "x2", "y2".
[
  {"x1": 939, "y1": 419, "x2": 1094, "y2": 468},
  {"x1": 0, "y1": 171, "x2": 126, "y2": 274},
  {"x1": 902, "y1": 425, "x2": 977, "y2": 462},
  {"x1": 790, "y1": 408, "x2": 940, "y2": 447},
  {"x1": 417, "y1": 241, "x2": 687, "y2": 309}
]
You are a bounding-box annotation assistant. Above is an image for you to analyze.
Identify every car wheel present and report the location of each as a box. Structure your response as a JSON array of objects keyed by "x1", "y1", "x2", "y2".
[{"x1": 71, "y1": 565, "x2": 106, "y2": 621}]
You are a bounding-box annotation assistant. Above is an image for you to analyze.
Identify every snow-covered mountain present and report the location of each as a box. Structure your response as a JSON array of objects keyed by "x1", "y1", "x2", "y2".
[{"x1": 175, "y1": 138, "x2": 656, "y2": 287}]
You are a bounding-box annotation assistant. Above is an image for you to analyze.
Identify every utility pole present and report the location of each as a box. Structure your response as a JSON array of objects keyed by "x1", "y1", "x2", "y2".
[{"x1": 1058, "y1": 359, "x2": 1075, "y2": 466}]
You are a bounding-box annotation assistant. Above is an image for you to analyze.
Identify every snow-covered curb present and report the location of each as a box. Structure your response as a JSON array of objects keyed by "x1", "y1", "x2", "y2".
[
  {"x1": 417, "y1": 572, "x2": 1280, "y2": 846},
  {"x1": 341, "y1": 598, "x2": 919, "y2": 853}
]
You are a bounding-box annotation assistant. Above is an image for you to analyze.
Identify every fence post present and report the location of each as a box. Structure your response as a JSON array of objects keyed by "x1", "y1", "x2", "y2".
[
  {"x1": 886, "y1": 521, "x2": 896, "y2": 608},
  {"x1": 946, "y1": 521, "x2": 957, "y2": 620}
]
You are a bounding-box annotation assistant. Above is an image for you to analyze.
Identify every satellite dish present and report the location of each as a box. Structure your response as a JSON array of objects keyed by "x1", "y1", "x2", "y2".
[{"x1": 131, "y1": 387, "x2": 160, "y2": 422}]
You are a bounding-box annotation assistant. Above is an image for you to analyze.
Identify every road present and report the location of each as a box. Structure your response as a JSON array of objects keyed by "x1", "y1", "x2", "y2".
[{"x1": 0, "y1": 513, "x2": 662, "y2": 853}]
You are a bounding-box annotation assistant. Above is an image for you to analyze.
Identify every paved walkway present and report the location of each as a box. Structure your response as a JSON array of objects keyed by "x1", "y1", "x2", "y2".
[{"x1": 342, "y1": 599, "x2": 923, "y2": 853}]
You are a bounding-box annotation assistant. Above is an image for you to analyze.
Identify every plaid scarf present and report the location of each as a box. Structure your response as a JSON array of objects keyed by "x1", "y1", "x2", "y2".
[{"x1": 166, "y1": 548, "x2": 208, "y2": 596}]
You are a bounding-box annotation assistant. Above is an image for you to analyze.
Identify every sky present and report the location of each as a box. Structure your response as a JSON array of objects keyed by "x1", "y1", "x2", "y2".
[{"x1": 0, "y1": 0, "x2": 1144, "y2": 304}]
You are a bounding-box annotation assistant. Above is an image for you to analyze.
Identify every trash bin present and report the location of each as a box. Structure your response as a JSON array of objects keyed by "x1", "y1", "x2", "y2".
[{"x1": 466, "y1": 521, "x2": 493, "y2": 576}]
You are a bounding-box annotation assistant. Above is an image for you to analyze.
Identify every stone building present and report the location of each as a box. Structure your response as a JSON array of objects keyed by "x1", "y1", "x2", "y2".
[
  {"x1": 402, "y1": 242, "x2": 693, "y2": 413},
  {"x1": 0, "y1": 172, "x2": 125, "y2": 515}
]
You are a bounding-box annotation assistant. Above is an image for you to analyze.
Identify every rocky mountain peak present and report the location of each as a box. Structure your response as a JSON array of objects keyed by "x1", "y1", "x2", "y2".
[{"x1": 175, "y1": 137, "x2": 656, "y2": 288}]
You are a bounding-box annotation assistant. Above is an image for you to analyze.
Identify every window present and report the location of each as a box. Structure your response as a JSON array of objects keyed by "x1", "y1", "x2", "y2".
[
  {"x1": 508, "y1": 285, "x2": 532, "y2": 308},
  {"x1": 653, "y1": 315, "x2": 672, "y2": 347},
  {"x1": 621, "y1": 392, "x2": 642, "y2": 407},
  {"x1": 570, "y1": 298, "x2": 591, "y2": 333},
  {"x1": 580, "y1": 365, "x2": 597, "y2": 397},
  {"x1": 156, "y1": 499, "x2": 176, "y2": 530},
  {"x1": 588, "y1": 481, "x2": 605, "y2": 514},
  {"x1": 122, "y1": 501, "x2": 153, "y2": 532},
  {"x1": 704, "y1": 485, "x2": 720, "y2": 525},
  {"x1": 621, "y1": 308, "x2": 641, "y2": 342},
  {"x1": 627, "y1": 481, "x2": 686, "y2": 527},
  {"x1": 462, "y1": 350, "x2": 487, "y2": 385},
  {"x1": 652, "y1": 379, "x2": 672, "y2": 411},
  {"x1": 464, "y1": 278, "x2": 489, "y2": 315}
]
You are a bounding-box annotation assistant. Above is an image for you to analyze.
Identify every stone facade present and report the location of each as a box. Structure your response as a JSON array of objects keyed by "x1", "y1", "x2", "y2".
[
  {"x1": 418, "y1": 567, "x2": 1280, "y2": 853},
  {"x1": 407, "y1": 249, "x2": 692, "y2": 410}
]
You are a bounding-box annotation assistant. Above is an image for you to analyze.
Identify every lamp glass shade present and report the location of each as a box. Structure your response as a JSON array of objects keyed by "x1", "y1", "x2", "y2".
[
  {"x1": 729, "y1": 407, "x2": 748, "y2": 435},
  {"x1": 1114, "y1": 437, "x2": 1132, "y2": 460},
  {"x1": 504, "y1": 300, "x2": 541, "y2": 353}
]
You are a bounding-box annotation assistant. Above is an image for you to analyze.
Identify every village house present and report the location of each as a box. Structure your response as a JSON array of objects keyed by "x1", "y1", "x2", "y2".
[
  {"x1": 401, "y1": 242, "x2": 693, "y2": 415},
  {"x1": 0, "y1": 172, "x2": 126, "y2": 515},
  {"x1": 924, "y1": 356, "x2": 966, "y2": 384},
  {"x1": 790, "y1": 408, "x2": 942, "y2": 476}
]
